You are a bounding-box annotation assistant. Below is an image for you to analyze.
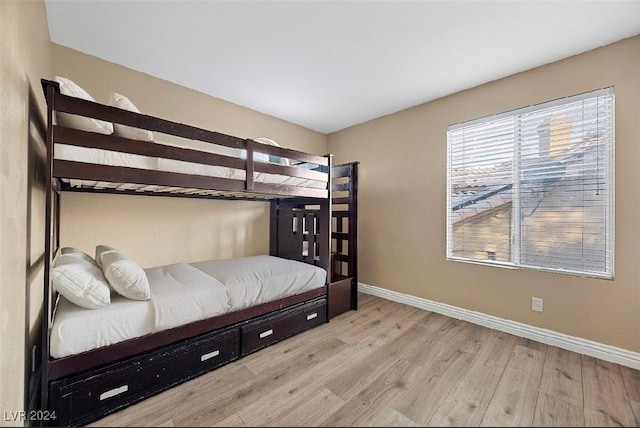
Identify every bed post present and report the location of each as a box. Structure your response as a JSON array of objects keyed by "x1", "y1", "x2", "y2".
[
  {"x1": 40, "y1": 79, "x2": 58, "y2": 417},
  {"x1": 244, "y1": 139, "x2": 254, "y2": 191},
  {"x1": 324, "y1": 154, "x2": 333, "y2": 322},
  {"x1": 349, "y1": 162, "x2": 358, "y2": 310},
  {"x1": 319, "y1": 154, "x2": 333, "y2": 278},
  {"x1": 269, "y1": 202, "x2": 278, "y2": 256}
]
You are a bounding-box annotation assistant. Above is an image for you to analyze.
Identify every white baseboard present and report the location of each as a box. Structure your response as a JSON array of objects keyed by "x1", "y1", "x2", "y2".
[{"x1": 359, "y1": 282, "x2": 640, "y2": 370}]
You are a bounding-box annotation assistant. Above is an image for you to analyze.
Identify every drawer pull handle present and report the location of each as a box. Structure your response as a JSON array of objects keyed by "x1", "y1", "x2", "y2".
[
  {"x1": 100, "y1": 385, "x2": 128, "y2": 401},
  {"x1": 201, "y1": 350, "x2": 220, "y2": 362},
  {"x1": 259, "y1": 329, "x2": 273, "y2": 339},
  {"x1": 306, "y1": 312, "x2": 318, "y2": 320}
]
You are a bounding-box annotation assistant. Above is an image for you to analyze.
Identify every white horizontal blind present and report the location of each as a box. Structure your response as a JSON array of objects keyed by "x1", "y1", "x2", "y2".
[{"x1": 446, "y1": 88, "x2": 614, "y2": 278}]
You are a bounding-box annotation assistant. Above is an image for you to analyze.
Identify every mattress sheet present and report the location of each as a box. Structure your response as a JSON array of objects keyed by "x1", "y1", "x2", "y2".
[
  {"x1": 50, "y1": 293, "x2": 154, "y2": 359},
  {"x1": 157, "y1": 157, "x2": 327, "y2": 190},
  {"x1": 55, "y1": 144, "x2": 156, "y2": 170},
  {"x1": 145, "y1": 262, "x2": 230, "y2": 332},
  {"x1": 56, "y1": 142, "x2": 327, "y2": 189},
  {"x1": 189, "y1": 255, "x2": 327, "y2": 311}
]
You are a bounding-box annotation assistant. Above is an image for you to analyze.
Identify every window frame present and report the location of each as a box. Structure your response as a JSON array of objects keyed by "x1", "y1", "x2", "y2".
[{"x1": 446, "y1": 88, "x2": 615, "y2": 279}]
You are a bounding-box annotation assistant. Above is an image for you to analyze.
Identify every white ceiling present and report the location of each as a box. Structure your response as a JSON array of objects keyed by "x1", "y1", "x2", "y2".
[{"x1": 45, "y1": 0, "x2": 640, "y2": 134}]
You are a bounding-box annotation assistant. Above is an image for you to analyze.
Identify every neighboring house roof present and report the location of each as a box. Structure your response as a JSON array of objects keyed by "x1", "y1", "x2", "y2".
[
  {"x1": 451, "y1": 135, "x2": 603, "y2": 225},
  {"x1": 450, "y1": 190, "x2": 513, "y2": 224}
]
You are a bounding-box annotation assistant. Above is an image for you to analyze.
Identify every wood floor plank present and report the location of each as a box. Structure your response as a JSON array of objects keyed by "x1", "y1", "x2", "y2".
[
  {"x1": 324, "y1": 315, "x2": 436, "y2": 401},
  {"x1": 582, "y1": 355, "x2": 636, "y2": 427},
  {"x1": 336, "y1": 299, "x2": 424, "y2": 345},
  {"x1": 390, "y1": 322, "x2": 486, "y2": 425},
  {"x1": 389, "y1": 313, "x2": 461, "y2": 367},
  {"x1": 152, "y1": 420, "x2": 175, "y2": 427},
  {"x1": 231, "y1": 333, "x2": 392, "y2": 427},
  {"x1": 514, "y1": 336, "x2": 549, "y2": 353},
  {"x1": 352, "y1": 292, "x2": 376, "y2": 309},
  {"x1": 426, "y1": 330, "x2": 517, "y2": 426},
  {"x1": 629, "y1": 400, "x2": 640, "y2": 427},
  {"x1": 229, "y1": 333, "x2": 391, "y2": 427},
  {"x1": 538, "y1": 345, "x2": 584, "y2": 407},
  {"x1": 199, "y1": 413, "x2": 246, "y2": 427},
  {"x1": 620, "y1": 365, "x2": 640, "y2": 402},
  {"x1": 479, "y1": 344, "x2": 546, "y2": 427},
  {"x1": 533, "y1": 391, "x2": 585, "y2": 427},
  {"x1": 321, "y1": 359, "x2": 421, "y2": 426},
  {"x1": 348, "y1": 406, "x2": 419, "y2": 427},
  {"x1": 237, "y1": 385, "x2": 345, "y2": 427},
  {"x1": 268, "y1": 388, "x2": 345, "y2": 427},
  {"x1": 236, "y1": 334, "x2": 393, "y2": 427}
]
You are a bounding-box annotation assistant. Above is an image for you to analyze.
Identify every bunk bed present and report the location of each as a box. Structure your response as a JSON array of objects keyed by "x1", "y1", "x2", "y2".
[{"x1": 38, "y1": 78, "x2": 358, "y2": 427}]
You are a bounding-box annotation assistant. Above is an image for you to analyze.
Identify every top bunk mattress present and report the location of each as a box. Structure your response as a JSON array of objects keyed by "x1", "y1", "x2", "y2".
[
  {"x1": 55, "y1": 143, "x2": 328, "y2": 195},
  {"x1": 50, "y1": 256, "x2": 326, "y2": 359}
]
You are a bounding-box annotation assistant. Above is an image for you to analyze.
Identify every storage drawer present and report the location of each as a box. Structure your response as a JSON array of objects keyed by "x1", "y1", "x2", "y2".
[
  {"x1": 144, "y1": 325, "x2": 239, "y2": 387},
  {"x1": 241, "y1": 298, "x2": 326, "y2": 356},
  {"x1": 49, "y1": 358, "x2": 146, "y2": 427},
  {"x1": 50, "y1": 326, "x2": 239, "y2": 427}
]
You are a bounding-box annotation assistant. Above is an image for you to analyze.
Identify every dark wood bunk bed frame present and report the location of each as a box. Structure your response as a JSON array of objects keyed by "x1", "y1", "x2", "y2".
[{"x1": 38, "y1": 79, "x2": 358, "y2": 427}]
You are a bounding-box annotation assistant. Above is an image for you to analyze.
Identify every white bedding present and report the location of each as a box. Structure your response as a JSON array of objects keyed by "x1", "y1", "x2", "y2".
[
  {"x1": 50, "y1": 256, "x2": 326, "y2": 359},
  {"x1": 56, "y1": 144, "x2": 156, "y2": 171},
  {"x1": 55, "y1": 142, "x2": 327, "y2": 190},
  {"x1": 145, "y1": 263, "x2": 230, "y2": 332},
  {"x1": 190, "y1": 255, "x2": 327, "y2": 311},
  {"x1": 50, "y1": 293, "x2": 154, "y2": 359}
]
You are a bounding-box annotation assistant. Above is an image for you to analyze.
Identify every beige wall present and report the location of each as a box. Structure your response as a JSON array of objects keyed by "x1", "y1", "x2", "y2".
[
  {"x1": 52, "y1": 45, "x2": 328, "y2": 267},
  {"x1": 328, "y1": 35, "x2": 640, "y2": 353},
  {"x1": 0, "y1": 0, "x2": 51, "y2": 425}
]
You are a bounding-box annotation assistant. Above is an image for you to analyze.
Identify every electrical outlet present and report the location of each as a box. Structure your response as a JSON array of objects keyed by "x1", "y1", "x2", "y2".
[{"x1": 532, "y1": 297, "x2": 543, "y2": 312}]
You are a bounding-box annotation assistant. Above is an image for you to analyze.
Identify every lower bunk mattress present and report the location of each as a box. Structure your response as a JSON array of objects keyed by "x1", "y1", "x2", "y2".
[{"x1": 50, "y1": 255, "x2": 326, "y2": 359}]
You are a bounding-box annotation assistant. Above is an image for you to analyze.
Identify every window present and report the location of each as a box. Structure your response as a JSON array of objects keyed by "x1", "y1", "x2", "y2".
[{"x1": 446, "y1": 88, "x2": 614, "y2": 278}]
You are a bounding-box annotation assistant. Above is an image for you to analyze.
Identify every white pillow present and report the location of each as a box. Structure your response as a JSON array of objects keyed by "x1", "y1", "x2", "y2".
[
  {"x1": 54, "y1": 76, "x2": 114, "y2": 135},
  {"x1": 99, "y1": 247, "x2": 150, "y2": 301},
  {"x1": 59, "y1": 247, "x2": 95, "y2": 264},
  {"x1": 52, "y1": 254, "x2": 111, "y2": 309},
  {"x1": 108, "y1": 92, "x2": 154, "y2": 142},
  {"x1": 95, "y1": 244, "x2": 118, "y2": 269},
  {"x1": 253, "y1": 138, "x2": 290, "y2": 166}
]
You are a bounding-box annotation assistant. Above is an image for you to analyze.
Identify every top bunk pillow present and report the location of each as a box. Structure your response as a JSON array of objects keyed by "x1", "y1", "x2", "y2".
[
  {"x1": 52, "y1": 254, "x2": 111, "y2": 309},
  {"x1": 253, "y1": 138, "x2": 290, "y2": 166},
  {"x1": 108, "y1": 92, "x2": 154, "y2": 142},
  {"x1": 54, "y1": 76, "x2": 114, "y2": 135}
]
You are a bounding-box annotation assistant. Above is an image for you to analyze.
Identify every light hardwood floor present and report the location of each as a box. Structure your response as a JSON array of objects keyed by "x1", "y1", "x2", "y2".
[{"x1": 91, "y1": 293, "x2": 640, "y2": 427}]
